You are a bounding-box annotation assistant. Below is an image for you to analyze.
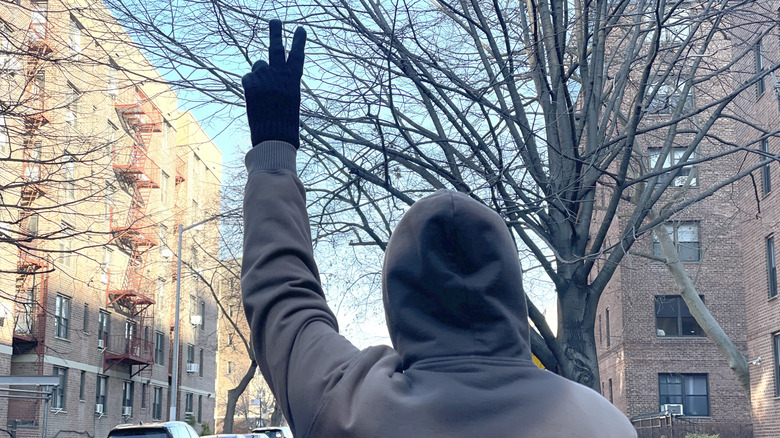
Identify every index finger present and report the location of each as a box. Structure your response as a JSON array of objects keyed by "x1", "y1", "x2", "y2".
[
  {"x1": 268, "y1": 19, "x2": 285, "y2": 68},
  {"x1": 287, "y1": 26, "x2": 307, "y2": 77}
]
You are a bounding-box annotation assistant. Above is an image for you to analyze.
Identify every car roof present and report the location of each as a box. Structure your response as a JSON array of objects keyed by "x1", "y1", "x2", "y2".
[{"x1": 111, "y1": 422, "x2": 191, "y2": 431}]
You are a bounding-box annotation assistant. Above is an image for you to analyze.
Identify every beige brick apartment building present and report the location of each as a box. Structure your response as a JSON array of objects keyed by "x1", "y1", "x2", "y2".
[{"x1": 0, "y1": 0, "x2": 222, "y2": 436}]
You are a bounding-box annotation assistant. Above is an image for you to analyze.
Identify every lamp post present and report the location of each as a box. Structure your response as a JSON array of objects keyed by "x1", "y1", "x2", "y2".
[{"x1": 170, "y1": 206, "x2": 241, "y2": 421}]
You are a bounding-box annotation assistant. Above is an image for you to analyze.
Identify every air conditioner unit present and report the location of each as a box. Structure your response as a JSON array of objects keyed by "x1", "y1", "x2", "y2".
[
  {"x1": 97, "y1": 338, "x2": 105, "y2": 349},
  {"x1": 190, "y1": 315, "x2": 202, "y2": 326},
  {"x1": 660, "y1": 403, "x2": 684, "y2": 416},
  {"x1": 95, "y1": 403, "x2": 104, "y2": 414},
  {"x1": 186, "y1": 363, "x2": 199, "y2": 373},
  {"x1": 100, "y1": 273, "x2": 109, "y2": 284},
  {"x1": 160, "y1": 248, "x2": 173, "y2": 259},
  {"x1": 0, "y1": 222, "x2": 10, "y2": 237},
  {"x1": 122, "y1": 406, "x2": 132, "y2": 417}
]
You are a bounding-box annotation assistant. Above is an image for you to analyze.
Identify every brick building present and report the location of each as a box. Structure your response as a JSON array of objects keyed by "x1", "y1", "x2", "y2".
[
  {"x1": 593, "y1": 1, "x2": 754, "y2": 435},
  {"x1": 0, "y1": 0, "x2": 222, "y2": 436}
]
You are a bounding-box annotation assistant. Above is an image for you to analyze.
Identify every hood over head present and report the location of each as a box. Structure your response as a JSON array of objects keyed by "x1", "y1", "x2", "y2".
[{"x1": 382, "y1": 190, "x2": 531, "y2": 369}]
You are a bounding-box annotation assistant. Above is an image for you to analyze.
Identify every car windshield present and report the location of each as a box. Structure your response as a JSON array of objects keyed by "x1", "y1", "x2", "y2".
[{"x1": 108, "y1": 430, "x2": 169, "y2": 438}]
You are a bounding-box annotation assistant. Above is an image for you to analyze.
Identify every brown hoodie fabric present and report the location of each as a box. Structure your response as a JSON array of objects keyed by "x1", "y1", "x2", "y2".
[{"x1": 242, "y1": 141, "x2": 637, "y2": 438}]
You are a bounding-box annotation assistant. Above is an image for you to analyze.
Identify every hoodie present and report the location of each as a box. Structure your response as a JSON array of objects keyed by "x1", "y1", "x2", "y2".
[{"x1": 242, "y1": 141, "x2": 637, "y2": 438}]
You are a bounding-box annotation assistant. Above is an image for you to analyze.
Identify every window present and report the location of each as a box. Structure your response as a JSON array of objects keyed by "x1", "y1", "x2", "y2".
[
  {"x1": 598, "y1": 314, "x2": 603, "y2": 345},
  {"x1": 190, "y1": 295, "x2": 197, "y2": 317},
  {"x1": 21, "y1": 213, "x2": 38, "y2": 238},
  {"x1": 227, "y1": 361, "x2": 232, "y2": 374},
  {"x1": 185, "y1": 393, "x2": 193, "y2": 414},
  {"x1": 159, "y1": 224, "x2": 168, "y2": 252},
  {"x1": 154, "y1": 331, "x2": 164, "y2": 365},
  {"x1": 59, "y1": 222, "x2": 74, "y2": 268},
  {"x1": 98, "y1": 310, "x2": 110, "y2": 348},
  {"x1": 774, "y1": 333, "x2": 780, "y2": 397},
  {"x1": 52, "y1": 367, "x2": 67, "y2": 409},
  {"x1": 30, "y1": 1, "x2": 47, "y2": 41},
  {"x1": 65, "y1": 83, "x2": 79, "y2": 126},
  {"x1": 83, "y1": 304, "x2": 89, "y2": 332},
  {"x1": 24, "y1": 140, "x2": 42, "y2": 181},
  {"x1": 200, "y1": 301, "x2": 205, "y2": 330},
  {"x1": 198, "y1": 395, "x2": 203, "y2": 423},
  {"x1": 122, "y1": 381, "x2": 134, "y2": 413},
  {"x1": 756, "y1": 38, "x2": 765, "y2": 97},
  {"x1": 768, "y1": 237, "x2": 778, "y2": 299},
  {"x1": 55, "y1": 295, "x2": 70, "y2": 339},
  {"x1": 605, "y1": 308, "x2": 611, "y2": 347},
  {"x1": 79, "y1": 370, "x2": 85, "y2": 400},
  {"x1": 0, "y1": 114, "x2": 8, "y2": 156},
  {"x1": 199, "y1": 348, "x2": 204, "y2": 377},
  {"x1": 653, "y1": 222, "x2": 700, "y2": 262},
  {"x1": 659, "y1": 373, "x2": 709, "y2": 416},
  {"x1": 161, "y1": 172, "x2": 169, "y2": 205},
  {"x1": 608, "y1": 378, "x2": 613, "y2": 403},
  {"x1": 659, "y1": 7, "x2": 689, "y2": 44},
  {"x1": 63, "y1": 154, "x2": 76, "y2": 200},
  {"x1": 648, "y1": 147, "x2": 698, "y2": 187},
  {"x1": 141, "y1": 383, "x2": 147, "y2": 408},
  {"x1": 107, "y1": 58, "x2": 118, "y2": 99},
  {"x1": 152, "y1": 387, "x2": 163, "y2": 420},
  {"x1": 96, "y1": 375, "x2": 108, "y2": 412},
  {"x1": 68, "y1": 15, "x2": 81, "y2": 56},
  {"x1": 187, "y1": 344, "x2": 194, "y2": 364},
  {"x1": 647, "y1": 79, "x2": 693, "y2": 115},
  {"x1": 227, "y1": 332, "x2": 234, "y2": 346},
  {"x1": 762, "y1": 139, "x2": 771, "y2": 195},
  {"x1": 655, "y1": 295, "x2": 704, "y2": 337}
]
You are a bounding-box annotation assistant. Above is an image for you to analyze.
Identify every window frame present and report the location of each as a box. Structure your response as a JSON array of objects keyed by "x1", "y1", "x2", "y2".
[
  {"x1": 96, "y1": 375, "x2": 108, "y2": 411},
  {"x1": 762, "y1": 139, "x2": 771, "y2": 195},
  {"x1": 152, "y1": 386, "x2": 163, "y2": 420},
  {"x1": 54, "y1": 294, "x2": 70, "y2": 339},
  {"x1": 652, "y1": 222, "x2": 701, "y2": 262},
  {"x1": 768, "y1": 236, "x2": 778, "y2": 299},
  {"x1": 52, "y1": 366, "x2": 67, "y2": 409},
  {"x1": 647, "y1": 78, "x2": 694, "y2": 115},
  {"x1": 98, "y1": 310, "x2": 110, "y2": 348},
  {"x1": 68, "y1": 14, "x2": 82, "y2": 56},
  {"x1": 774, "y1": 333, "x2": 780, "y2": 397},
  {"x1": 155, "y1": 331, "x2": 165, "y2": 365},
  {"x1": 648, "y1": 147, "x2": 698, "y2": 188},
  {"x1": 122, "y1": 380, "x2": 134, "y2": 410},
  {"x1": 655, "y1": 295, "x2": 705, "y2": 338},
  {"x1": 756, "y1": 38, "x2": 766, "y2": 97}
]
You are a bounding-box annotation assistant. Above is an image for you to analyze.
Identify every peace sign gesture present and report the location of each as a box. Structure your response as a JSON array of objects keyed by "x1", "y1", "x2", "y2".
[{"x1": 242, "y1": 19, "x2": 307, "y2": 148}]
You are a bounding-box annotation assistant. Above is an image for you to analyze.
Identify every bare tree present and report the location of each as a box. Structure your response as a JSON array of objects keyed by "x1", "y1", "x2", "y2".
[{"x1": 101, "y1": 0, "x2": 780, "y2": 392}]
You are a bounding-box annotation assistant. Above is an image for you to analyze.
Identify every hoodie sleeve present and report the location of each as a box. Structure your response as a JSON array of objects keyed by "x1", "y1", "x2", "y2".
[{"x1": 242, "y1": 141, "x2": 361, "y2": 436}]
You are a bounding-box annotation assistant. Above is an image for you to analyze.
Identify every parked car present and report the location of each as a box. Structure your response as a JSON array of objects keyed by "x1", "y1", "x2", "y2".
[
  {"x1": 251, "y1": 427, "x2": 293, "y2": 438},
  {"x1": 108, "y1": 421, "x2": 200, "y2": 438}
]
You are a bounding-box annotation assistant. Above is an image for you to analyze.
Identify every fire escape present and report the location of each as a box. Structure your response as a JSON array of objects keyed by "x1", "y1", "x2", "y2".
[
  {"x1": 12, "y1": 14, "x2": 53, "y2": 376},
  {"x1": 105, "y1": 87, "x2": 161, "y2": 376}
]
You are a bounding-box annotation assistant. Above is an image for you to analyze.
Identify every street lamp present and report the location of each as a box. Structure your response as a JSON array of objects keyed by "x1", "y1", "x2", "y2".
[{"x1": 170, "y1": 206, "x2": 241, "y2": 421}]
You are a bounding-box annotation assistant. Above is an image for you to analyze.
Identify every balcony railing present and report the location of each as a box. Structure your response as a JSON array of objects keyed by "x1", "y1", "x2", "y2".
[{"x1": 104, "y1": 334, "x2": 154, "y2": 365}]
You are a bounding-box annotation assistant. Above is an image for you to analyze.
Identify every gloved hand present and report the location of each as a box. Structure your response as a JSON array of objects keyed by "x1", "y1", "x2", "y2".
[{"x1": 242, "y1": 19, "x2": 307, "y2": 148}]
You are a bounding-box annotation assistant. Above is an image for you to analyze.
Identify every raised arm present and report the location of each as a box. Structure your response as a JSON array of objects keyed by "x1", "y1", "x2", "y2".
[{"x1": 241, "y1": 20, "x2": 360, "y2": 435}]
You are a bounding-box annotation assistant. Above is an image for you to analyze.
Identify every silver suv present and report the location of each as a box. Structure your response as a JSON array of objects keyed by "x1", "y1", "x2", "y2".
[
  {"x1": 251, "y1": 427, "x2": 293, "y2": 438},
  {"x1": 108, "y1": 422, "x2": 200, "y2": 438}
]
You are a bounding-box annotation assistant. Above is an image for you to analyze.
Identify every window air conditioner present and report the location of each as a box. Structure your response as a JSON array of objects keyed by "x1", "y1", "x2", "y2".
[
  {"x1": 97, "y1": 338, "x2": 104, "y2": 349},
  {"x1": 186, "y1": 363, "x2": 199, "y2": 373},
  {"x1": 160, "y1": 248, "x2": 173, "y2": 259},
  {"x1": 122, "y1": 406, "x2": 132, "y2": 417},
  {"x1": 95, "y1": 403, "x2": 104, "y2": 414},
  {"x1": 190, "y1": 315, "x2": 202, "y2": 326},
  {"x1": 660, "y1": 403, "x2": 684, "y2": 416},
  {"x1": 0, "y1": 222, "x2": 10, "y2": 237}
]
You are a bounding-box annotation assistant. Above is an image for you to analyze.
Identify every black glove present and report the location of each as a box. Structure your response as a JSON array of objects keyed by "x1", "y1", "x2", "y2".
[{"x1": 242, "y1": 19, "x2": 306, "y2": 148}]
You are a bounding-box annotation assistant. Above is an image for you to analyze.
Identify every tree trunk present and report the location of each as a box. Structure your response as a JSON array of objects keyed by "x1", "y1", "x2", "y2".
[
  {"x1": 269, "y1": 400, "x2": 284, "y2": 427},
  {"x1": 556, "y1": 287, "x2": 600, "y2": 392},
  {"x1": 223, "y1": 361, "x2": 258, "y2": 433},
  {"x1": 652, "y1": 216, "x2": 751, "y2": 398}
]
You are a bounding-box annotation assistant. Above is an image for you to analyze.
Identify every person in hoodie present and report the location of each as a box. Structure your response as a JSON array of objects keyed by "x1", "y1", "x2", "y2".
[{"x1": 241, "y1": 19, "x2": 638, "y2": 438}]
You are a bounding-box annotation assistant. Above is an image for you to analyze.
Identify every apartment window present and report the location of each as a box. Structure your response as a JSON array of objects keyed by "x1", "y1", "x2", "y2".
[
  {"x1": 200, "y1": 301, "x2": 205, "y2": 331},
  {"x1": 52, "y1": 367, "x2": 67, "y2": 409},
  {"x1": 762, "y1": 139, "x2": 772, "y2": 195},
  {"x1": 768, "y1": 237, "x2": 778, "y2": 299},
  {"x1": 159, "y1": 224, "x2": 168, "y2": 252},
  {"x1": 59, "y1": 223, "x2": 74, "y2": 268},
  {"x1": 187, "y1": 344, "x2": 194, "y2": 365},
  {"x1": 30, "y1": 1, "x2": 47, "y2": 41},
  {"x1": 24, "y1": 140, "x2": 42, "y2": 181},
  {"x1": 155, "y1": 331, "x2": 164, "y2": 365},
  {"x1": 185, "y1": 393, "x2": 193, "y2": 414},
  {"x1": 659, "y1": 373, "x2": 709, "y2": 416},
  {"x1": 653, "y1": 222, "x2": 700, "y2": 262},
  {"x1": 68, "y1": 15, "x2": 81, "y2": 56},
  {"x1": 122, "y1": 381, "x2": 134, "y2": 413},
  {"x1": 198, "y1": 395, "x2": 203, "y2": 423},
  {"x1": 96, "y1": 375, "x2": 108, "y2": 412},
  {"x1": 756, "y1": 38, "x2": 765, "y2": 97},
  {"x1": 647, "y1": 79, "x2": 693, "y2": 115},
  {"x1": 98, "y1": 310, "x2": 110, "y2": 348},
  {"x1": 648, "y1": 147, "x2": 698, "y2": 187},
  {"x1": 83, "y1": 304, "x2": 89, "y2": 332},
  {"x1": 152, "y1": 387, "x2": 163, "y2": 420},
  {"x1": 659, "y1": 7, "x2": 689, "y2": 44},
  {"x1": 107, "y1": 59, "x2": 118, "y2": 99},
  {"x1": 0, "y1": 114, "x2": 7, "y2": 156},
  {"x1": 598, "y1": 314, "x2": 603, "y2": 345},
  {"x1": 156, "y1": 279, "x2": 165, "y2": 311},
  {"x1": 63, "y1": 154, "x2": 76, "y2": 200},
  {"x1": 54, "y1": 295, "x2": 70, "y2": 339},
  {"x1": 608, "y1": 378, "x2": 613, "y2": 403},
  {"x1": 655, "y1": 295, "x2": 704, "y2": 337},
  {"x1": 161, "y1": 172, "x2": 169, "y2": 206},
  {"x1": 605, "y1": 308, "x2": 611, "y2": 347},
  {"x1": 774, "y1": 333, "x2": 780, "y2": 397},
  {"x1": 141, "y1": 383, "x2": 147, "y2": 408},
  {"x1": 79, "y1": 371, "x2": 85, "y2": 400},
  {"x1": 65, "y1": 83, "x2": 79, "y2": 126},
  {"x1": 227, "y1": 332, "x2": 233, "y2": 346},
  {"x1": 21, "y1": 213, "x2": 39, "y2": 238},
  {"x1": 199, "y1": 348, "x2": 204, "y2": 377},
  {"x1": 227, "y1": 361, "x2": 232, "y2": 374},
  {"x1": 190, "y1": 295, "x2": 197, "y2": 317}
]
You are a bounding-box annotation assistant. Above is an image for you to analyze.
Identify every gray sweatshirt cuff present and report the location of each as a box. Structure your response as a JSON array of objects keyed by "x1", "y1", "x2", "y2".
[{"x1": 245, "y1": 141, "x2": 297, "y2": 176}]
